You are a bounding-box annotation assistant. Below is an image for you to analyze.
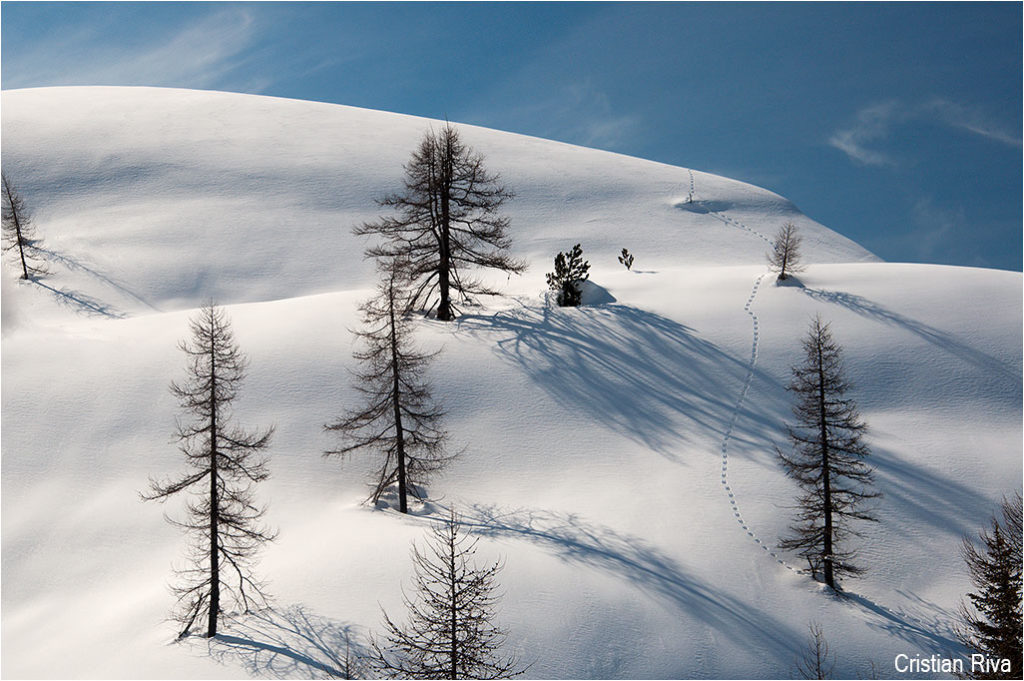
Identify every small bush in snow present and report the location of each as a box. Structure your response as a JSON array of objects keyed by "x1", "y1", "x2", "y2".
[
  {"x1": 546, "y1": 243, "x2": 590, "y2": 307},
  {"x1": 618, "y1": 248, "x2": 634, "y2": 271}
]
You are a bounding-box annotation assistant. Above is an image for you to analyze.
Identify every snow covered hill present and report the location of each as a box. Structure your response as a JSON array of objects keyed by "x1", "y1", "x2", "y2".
[{"x1": 2, "y1": 87, "x2": 1020, "y2": 679}]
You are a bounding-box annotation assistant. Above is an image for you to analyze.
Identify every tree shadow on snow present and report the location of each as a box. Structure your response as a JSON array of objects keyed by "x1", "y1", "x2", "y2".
[
  {"x1": 840, "y1": 590, "x2": 966, "y2": 659},
  {"x1": 459, "y1": 503, "x2": 802, "y2": 661},
  {"x1": 35, "y1": 245, "x2": 161, "y2": 313},
  {"x1": 801, "y1": 287, "x2": 1020, "y2": 384},
  {"x1": 871, "y1": 441, "x2": 1000, "y2": 540},
  {"x1": 457, "y1": 301, "x2": 784, "y2": 459},
  {"x1": 208, "y1": 604, "x2": 369, "y2": 679},
  {"x1": 30, "y1": 279, "x2": 126, "y2": 319}
]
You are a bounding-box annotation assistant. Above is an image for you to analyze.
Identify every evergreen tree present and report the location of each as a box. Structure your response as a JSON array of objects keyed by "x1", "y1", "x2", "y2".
[
  {"x1": 1, "y1": 171, "x2": 48, "y2": 279},
  {"x1": 372, "y1": 509, "x2": 523, "y2": 679},
  {"x1": 355, "y1": 124, "x2": 525, "y2": 321},
  {"x1": 545, "y1": 243, "x2": 590, "y2": 307},
  {"x1": 325, "y1": 260, "x2": 452, "y2": 513},
  {"x1": 143, "y1": 304, "x2": 275, "y2": 638},
  {"x1": 778, "y1": 316, "x2": 878, "y2": 589},
  {"x1": 768, "y1": 222, "x2": 804, "y2": 281},
  {"x1": 618, "y1": 247, "x2": 634, "y2": 271},
  {"x1": 957, "y1": 493, "x2": 1022, "y2": 679}
]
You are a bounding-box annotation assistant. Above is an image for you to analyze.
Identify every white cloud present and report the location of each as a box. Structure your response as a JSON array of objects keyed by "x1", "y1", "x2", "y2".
[
  {"x1": 829, "y1": 98, "x2": 1021, "y2": 167},
  {"x1": 3, "y1": 9, "x2": 263, "y2": 92},
  {"x1": 827, "y1": 102, "x2": 901, "y2": 166},
  {"x1": 923, "y1": 98, "x2": 1022, "y2": 148}
]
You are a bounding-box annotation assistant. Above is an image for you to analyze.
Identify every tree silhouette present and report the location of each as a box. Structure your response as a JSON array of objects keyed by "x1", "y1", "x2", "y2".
[
  {"x1": 957, "y1": 493, "x2": 1022, "y2": 679},
  {"x1": 372, "y1": 509, "x2": 523, "y2": 679},
  {"x1": 143, "y1": 304, "x2": 275, "y2": 638},
  {"x1": 325, "y1": 260, "x2": 452, "y2": 513},
  {"x1": 2, "y1": 171, "x2": 48, "y2": 279},
  {"x1": 778, "y1": 316, "x2": 878, "y2": 589},
  {"x1": 768, "y1": 222, "x2": 804, "y2": 281},
  {"x1": 546, "y1": 243, "x2": 590, "y2": 307},
  {"x1": 355, "y1": 124, "x2": 525, "y2": 321}
]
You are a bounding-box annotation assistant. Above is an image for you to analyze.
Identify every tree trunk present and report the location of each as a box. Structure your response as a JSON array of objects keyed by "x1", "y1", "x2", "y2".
[
  {"x1": 388, "y1": 284, "x2": 409, "y2": 513},
  {"x1": 816, "y1": 341, "x2": 834, "y2": 589},
  {"x1": 1, "y1": 176, "x2": 30, "y2": 280},
  {"x1": 449, "y1": 529, "x2": 458, "y2": 679},
  {"x1": 207, "y1": 335, "x2": 220, "y2": 637},
  {"x1": 436, "y1": 168, "x2": 453, "y2": 321}
]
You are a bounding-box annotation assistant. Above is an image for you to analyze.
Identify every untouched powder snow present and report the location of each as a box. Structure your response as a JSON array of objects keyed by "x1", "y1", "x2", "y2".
[{"x1": 1, "y1": 87, "x2": 1020, "y2": 680}]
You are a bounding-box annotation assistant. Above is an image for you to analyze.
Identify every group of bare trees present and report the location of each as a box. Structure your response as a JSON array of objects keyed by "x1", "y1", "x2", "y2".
[
  {"x1": 332, "y1": 123, "x2": 524, "y2": 512},
  {"x1": 12, "y1": 117, "x2": 1010, "y2": 675},
  {"x1": 772, "y1": 226, "x2": 1019, "y2": 677},
  {"x1": 141, "y1": 125, "x2": 525, "y2": 677}
]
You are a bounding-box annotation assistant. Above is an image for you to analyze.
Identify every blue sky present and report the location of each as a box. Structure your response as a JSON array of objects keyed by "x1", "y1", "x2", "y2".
[{"x1": 2, "y1": 2, "x2": 1020, "y2": 270}]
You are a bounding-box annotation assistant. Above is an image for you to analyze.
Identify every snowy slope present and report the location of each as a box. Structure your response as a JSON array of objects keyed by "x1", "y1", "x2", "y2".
[{"x1": 1, "y1": 87, "x2": 1020, "y2": 680}]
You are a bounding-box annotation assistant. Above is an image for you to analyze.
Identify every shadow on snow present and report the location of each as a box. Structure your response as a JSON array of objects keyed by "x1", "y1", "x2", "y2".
[
  {"x1": 801, "y1": 286, "x2": 1021, "y2": 386},
  {"x1": 457, "y1": 502, "x2": 803, "y2": 665},
  {"x1": 208, "y1": 604, "x2": 369, "y2": 679},
  {"x1": 457, "y1": 300, "x2": 784, "y2": 459}
]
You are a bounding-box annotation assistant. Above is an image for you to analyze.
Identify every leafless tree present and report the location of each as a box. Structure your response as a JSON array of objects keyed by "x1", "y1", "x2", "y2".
[
  {"x1": 372, "y1": 509, "x2": 523, "y2": 679},
  {"x1": 795, "y1": 622, "x2": 835, "y2": 679},
  {"x1": 355, "y1": 124, "x2": 525, "y2": 321},
  {"x1": 143, "y1": 304, "x2": 276, "y2": 638},
  {"x1": 325, "y1": 260, "x2": 452, "y2": 513},
  {"x1": 2, "y1": 171, "x2": 48, "y2": 279},
  {"x1": 768, "y1": 222, "x2": 804, "y2": 281},
  {"x1": 778, "y1": 316, "x2": 878, "y2": 589}
]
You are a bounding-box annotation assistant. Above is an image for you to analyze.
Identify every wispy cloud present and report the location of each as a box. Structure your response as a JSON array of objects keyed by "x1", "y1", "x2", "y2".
[
  {"x1": 922, "y1": 98, "x2": 1022, "y2": 148},
  {"x1": 3, "y1": 8, "x2": 265, "y2": 92},
  {"x1": 829, "y1": 99, "x2": 1021, "y2": 166},
  {"x1": 557, "y1": 81, "x2": 641, "y2": 149},
  {"x1": 827, "y1": 102, "x2": 902, "y2": 166},
  {"x1": 465, "y1": 79, "x2": 641, "y2": 152}
]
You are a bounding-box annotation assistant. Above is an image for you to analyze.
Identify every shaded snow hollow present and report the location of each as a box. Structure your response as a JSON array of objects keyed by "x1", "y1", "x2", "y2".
[{"x1": 1, "y1": 87, "x2": 1020, "y2": 679}]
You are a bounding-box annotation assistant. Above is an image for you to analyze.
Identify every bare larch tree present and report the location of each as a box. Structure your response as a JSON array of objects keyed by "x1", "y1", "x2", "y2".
[
  {"x1": 957, "y1": 493, "x2": 1022, "y2": 679},
  {"x1": 372, "y1": 509, "x2": 523, "y2": 679},
  {"x1": 325, "y1": 260, "x2": 452, "y2": 513},
  {"x1": 143, "y1": 304, "x2": 276, "y2": 638},
  {"x1": 2, "y1": 171, "x2": 48, "y2": 279},
  {"x1": 768, "y1": 222, "x2": 804, "y2": 281},
  {"x1": 778, "y1": 315, "x2": 878, "y2": 589},
  {"x1": 794, "y1": 622, "x2": 835, "y2": 680},
  {"x1": 355, "y1": 124, "x2": 525, "y2": 321}
]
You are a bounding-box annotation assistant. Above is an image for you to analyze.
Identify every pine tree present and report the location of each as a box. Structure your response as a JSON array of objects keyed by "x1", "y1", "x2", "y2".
[
  {"x1": 768, "y1": 222, "x2": 804, "y2": 281},
  {"x1": 1, "y1": 171, "x2": 48, "y2": 279},
  {"x1": 355, "y1": 124, "x2": 525, "y2": 321},
  {"x1": 325, "y1": 260, "x2": 452, "y2": 513},
  {"x1": 778, "y1": 316, "x2": 879, "y2": 589},
  {"x1": 143, "y1": 304, "x2": 276, "y2": 638},
  {"x1": 545, "y1": 243, "x2": 590, "y2": 307},
  {"x1": 957, "y1": 493, "x2": 1022, "y2": 679},
  {"x1": 372, "y1": 509, "x2": 523, "y2": 679}
]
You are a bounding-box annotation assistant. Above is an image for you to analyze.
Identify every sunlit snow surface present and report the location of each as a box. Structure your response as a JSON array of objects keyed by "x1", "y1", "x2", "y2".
[{"x1": 2, "y1": 87, "x2": 1020, "y2": 679}]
